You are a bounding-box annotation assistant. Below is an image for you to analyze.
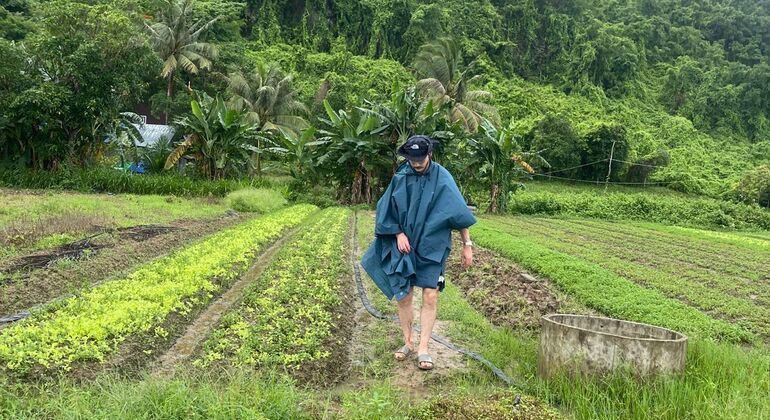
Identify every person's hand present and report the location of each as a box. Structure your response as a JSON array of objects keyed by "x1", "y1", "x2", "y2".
[
  {"x1": 396, "y1": 232, "x2": 411, "y2": 253},
  {"x1": 461, "y1": 245, "x2": 473, "y2": 268}
]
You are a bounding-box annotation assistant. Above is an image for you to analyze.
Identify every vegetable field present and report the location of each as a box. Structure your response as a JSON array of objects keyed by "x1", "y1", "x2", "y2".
[{"x1": 1, "y1": 188, "x2": 769, "y2": 419}]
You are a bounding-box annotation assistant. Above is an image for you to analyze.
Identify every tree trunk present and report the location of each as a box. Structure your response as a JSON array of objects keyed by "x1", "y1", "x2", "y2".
[
  {"x1": 165, "y1": 71, "x2": 175, "y2": 124},
  {"x1": 490, "y1": 183, "x2": 499, "y2": 213}
]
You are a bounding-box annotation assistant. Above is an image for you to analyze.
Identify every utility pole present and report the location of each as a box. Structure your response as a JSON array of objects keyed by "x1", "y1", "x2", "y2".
[{"x1": 605, "y1": 141, "x2": 616, "y2": 192}]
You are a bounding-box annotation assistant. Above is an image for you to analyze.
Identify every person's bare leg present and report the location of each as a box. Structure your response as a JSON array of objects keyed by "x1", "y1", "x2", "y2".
[
  {"x1": 417, "y1": 287, "x2": 438, "y2": 367},
  {"x1": 395, "y1": 289, "x2": 414, "y2": 359}
]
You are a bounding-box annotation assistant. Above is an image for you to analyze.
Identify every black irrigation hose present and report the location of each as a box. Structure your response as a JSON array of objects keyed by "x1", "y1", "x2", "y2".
[{"x1": 351, "y1": 213, "x2": 525, "y2": 392}]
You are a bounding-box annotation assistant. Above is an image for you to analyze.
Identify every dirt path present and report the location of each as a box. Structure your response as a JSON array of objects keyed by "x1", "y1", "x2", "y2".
[
  {"x1": 340, "y1": 212, "x2": 467, "y2": 402},
  {"x1": 153, "y1": 227, "x2": 298, "y2": 378}
]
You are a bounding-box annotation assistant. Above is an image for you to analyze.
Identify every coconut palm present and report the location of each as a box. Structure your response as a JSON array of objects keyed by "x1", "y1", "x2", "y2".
[
  {"x1": 145, "y1": 0, "x2": 219, "y2": 101},
  {"x1": 413, "y1": 38, "x2": 499, "y2": 133},
  {"x1": 225, "y1": 63, "x2": 309, "y2": 174}
]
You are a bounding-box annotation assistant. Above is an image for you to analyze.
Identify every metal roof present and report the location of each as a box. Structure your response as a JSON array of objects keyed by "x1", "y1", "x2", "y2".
[{"x1": 133, "y1": 123, "x2": 176, "y2": 147}]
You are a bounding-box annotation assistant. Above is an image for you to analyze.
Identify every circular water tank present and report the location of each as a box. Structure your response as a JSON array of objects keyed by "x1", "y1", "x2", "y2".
[{"x1": 538, "y1": 314, "x2": 687, "y2": 378}]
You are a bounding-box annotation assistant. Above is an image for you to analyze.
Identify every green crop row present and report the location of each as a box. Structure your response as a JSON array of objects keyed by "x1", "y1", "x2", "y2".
[
  {"x1": 0, "y1": 204, "x2": 318, "y2": 374},
  {"x1": 488, "y1": 217, "x2": 770, "y2": 338},
  {"x1": 513, "y1": 217, "x2": 770, "y2": 294},
  {"x1": 555, "y1": 219, "x2": 770, "y2": 274},
  {"x1": 196, "y1": 207, "x2": 351, "y2": 369},
  {"x1": 472, "y1": 219, "x2": 754, "y2": 343}
]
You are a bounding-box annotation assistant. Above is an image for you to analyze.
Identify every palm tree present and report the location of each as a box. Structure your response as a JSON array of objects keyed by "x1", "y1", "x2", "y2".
[
  {"x1": 413, "y1": 38, "x2": 499, "y2": 133},
  {"x1": 145, "y1": 0, "x2": 219, "y2": 104},
  {"x1": 225, "y1": 63, "x2": 309, "y2": 174}
]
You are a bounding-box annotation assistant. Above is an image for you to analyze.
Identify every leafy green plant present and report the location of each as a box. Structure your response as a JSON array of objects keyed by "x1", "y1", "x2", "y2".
[
  {"x1": 465, "y1": 118, "x2": 540, "y2": 213},
  {"x1": 315, "y1": 101, "x2": 393, "y2": 204},
  {"x1": 197, "y1": 207, "x2": 350, "y2": 369},
  {"x1": 225, "y1": 188, "x2": 287, "y2": 213},
  {"x1": 166, "y1": 92, "x2": 257, "y2": 179},
  {"x1": 0, "y1": 204, "x2": 317, "y2": 374}
]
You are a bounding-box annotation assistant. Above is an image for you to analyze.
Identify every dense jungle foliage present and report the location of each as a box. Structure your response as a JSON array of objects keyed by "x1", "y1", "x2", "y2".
[{"x1": 1, "y1": 0, "x2": 769, "y2": 208}]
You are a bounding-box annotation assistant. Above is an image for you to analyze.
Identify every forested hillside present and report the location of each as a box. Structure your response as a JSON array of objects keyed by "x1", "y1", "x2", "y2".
[{"x1": 1, "y1": 0, "x2": 769, "y2": 201}]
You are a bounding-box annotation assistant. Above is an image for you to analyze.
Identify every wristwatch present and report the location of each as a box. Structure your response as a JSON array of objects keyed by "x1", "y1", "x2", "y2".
[{"x1": 463, "y1": 240, "x2": 473, "y2": 248}]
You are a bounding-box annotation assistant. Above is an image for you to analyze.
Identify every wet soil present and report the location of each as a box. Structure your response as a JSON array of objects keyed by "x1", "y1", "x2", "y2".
[{"x1": 446, "y1": 239, "x2": 589, "y2": 330}]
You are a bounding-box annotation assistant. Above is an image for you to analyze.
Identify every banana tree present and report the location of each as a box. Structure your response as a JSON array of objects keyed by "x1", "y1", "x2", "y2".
[
  {"x1": 315, "y1": 100, "x2": 392, "y2": 204},
  {"x1": 266, "y1": 127, "x2": 322, "y2": 179},
  {"x1": 165, "y1": 92, "x2": 256, "y2": 179},
  {"x1": 357, "y1": 82, "x2": 458, "y2": 166},
  {"x1": 466, "y1": 118, "x2": 541, "y2": 213}
]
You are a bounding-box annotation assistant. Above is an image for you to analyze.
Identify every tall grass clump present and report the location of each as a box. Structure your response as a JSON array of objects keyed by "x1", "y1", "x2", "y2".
[
  {"x1": 535, "y1": 340, "x2": 770, "y2": 420},
  {"x1": 0, "y1": 167, "x2": 275, "y2": 197},
  {"x1": 225, "y1": 188, "x2": 287, "y2": 213}
]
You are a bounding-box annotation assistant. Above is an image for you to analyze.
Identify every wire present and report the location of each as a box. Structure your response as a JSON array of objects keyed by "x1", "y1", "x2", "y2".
[
  {"x1": 533, "y1": 173, "x2": 671, "y2": 185},
  {"x1": 610, "y1": 158, "x2": 667, "y2": 169},
  {"x1": 539, "y1": 159, "x2": 609, "y2": 176}
]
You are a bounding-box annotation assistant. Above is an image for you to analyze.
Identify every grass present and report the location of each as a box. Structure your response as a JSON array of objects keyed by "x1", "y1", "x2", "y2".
[
  {"x1": 0, "y1": 189, "x2": 228, "y2": 230},
  {"x1": 0, "y1": 371, "x2": 312, "y2": 419},
  {"x1": 0, "y1": 166, "x2": 283, "y2": 197},
  {"x1": 507, "y1": 181, "x2": 770, "y2": 230},
  {"x1": 224, "y1": 188, "x2": 287, "y2": 213}
]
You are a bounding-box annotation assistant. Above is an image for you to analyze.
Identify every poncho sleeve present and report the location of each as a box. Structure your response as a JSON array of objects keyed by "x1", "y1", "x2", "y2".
[
  {"x1": 373, "y1": 176, "x2": 403, "y2": 236},
  {"x1": 443, "y1": 170, "x2": 477, "y2": 230}
]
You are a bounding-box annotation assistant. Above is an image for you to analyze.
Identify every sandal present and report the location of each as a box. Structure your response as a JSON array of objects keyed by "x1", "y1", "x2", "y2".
[
  {"x1": 394, "y1": 345, "x2": 413, "y2": 361},
  {"x1": 417, "y1": 354, "x2": 434, "y2": 370}
]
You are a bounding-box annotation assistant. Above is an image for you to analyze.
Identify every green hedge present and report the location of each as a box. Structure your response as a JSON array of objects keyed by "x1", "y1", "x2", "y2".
[
  {"x1": 0, "y1": 167, "x2": 274, "y2": 197},
  {"x1": 509, "y1": 190, "x2": 770, "y2": 230}
]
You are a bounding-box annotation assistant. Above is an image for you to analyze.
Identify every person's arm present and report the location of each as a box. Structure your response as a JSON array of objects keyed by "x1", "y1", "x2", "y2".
[{"x1": 460, "y1": 228, "x2": 472, "y2": 268}]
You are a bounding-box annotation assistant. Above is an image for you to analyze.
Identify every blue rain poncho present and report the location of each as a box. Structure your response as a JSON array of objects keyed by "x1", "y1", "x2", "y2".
[{"x1": 361, "y1": 160, "x2": 476, "y2": 301}]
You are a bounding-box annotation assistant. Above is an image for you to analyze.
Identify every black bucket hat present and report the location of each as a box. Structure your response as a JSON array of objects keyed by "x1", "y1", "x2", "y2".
[{"x1": 397, "y1": 135, "x2": 434, "y2": 161}]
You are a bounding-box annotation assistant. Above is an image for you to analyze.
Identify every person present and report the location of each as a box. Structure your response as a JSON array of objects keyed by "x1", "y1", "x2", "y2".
[{"x1": 361, "y1": 135, "x2": 476, "y2": 370}]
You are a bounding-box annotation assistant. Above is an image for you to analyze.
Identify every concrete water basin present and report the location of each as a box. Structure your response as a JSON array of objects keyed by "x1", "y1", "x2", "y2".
[{"x1": 538, "y1": 314, "x2": 688, "y2": 378}]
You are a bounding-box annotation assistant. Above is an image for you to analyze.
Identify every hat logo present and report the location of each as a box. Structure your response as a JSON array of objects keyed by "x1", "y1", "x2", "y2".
[{"x1": 410, "y1": 144, "x2": 420, "y2": 149}]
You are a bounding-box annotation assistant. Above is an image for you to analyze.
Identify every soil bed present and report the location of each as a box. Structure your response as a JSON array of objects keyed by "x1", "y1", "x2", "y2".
[
  {"x1": 446, "y1": 238, "x2": 589, "y2": 330},
  {"x1": 0, "y1": 214, "x2": 243, "y2": 315}
]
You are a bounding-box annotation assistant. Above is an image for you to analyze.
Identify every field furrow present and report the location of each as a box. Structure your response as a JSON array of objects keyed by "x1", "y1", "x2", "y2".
[
  {"x1": 472, "y1": 219, "x2": 753, "y2": 342},
  {"x1": 196, "y1": 207, "x2": 352, "y2": 381},
  {"x1": 492, "y1": 216, "x2": 770, "y2": 302},
  {"x1": 483, "y1": 217, "x2": 770, "y2": 338},
  {"x1": 0, "y1": 205, "x2": 317, "y2": 375}
]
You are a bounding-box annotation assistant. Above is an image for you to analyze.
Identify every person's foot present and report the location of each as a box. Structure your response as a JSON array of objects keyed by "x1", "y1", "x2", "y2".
[
  {"x1": 394, "y1": 344, "x2": 413, "y2": 361},
  {"x1": 417, "y1": 354, "x2": 434, "y2": 370}
]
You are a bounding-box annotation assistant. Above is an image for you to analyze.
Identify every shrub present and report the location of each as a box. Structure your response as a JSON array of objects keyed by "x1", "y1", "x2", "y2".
[
  {"x1": 734, "y1": 165, "x2": 770, "y2": 209},
  {"x1": 509, "y1": 189, "x2": 770, "y2": 230},
  {"x1": 225, "y1": 188, "x2": 287, "y2": 213},
  {"x1": 0, "y1": 167, "x2": 273, "y2": 197}
]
